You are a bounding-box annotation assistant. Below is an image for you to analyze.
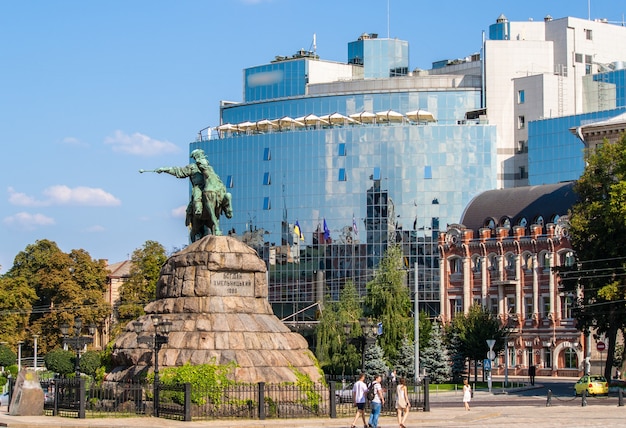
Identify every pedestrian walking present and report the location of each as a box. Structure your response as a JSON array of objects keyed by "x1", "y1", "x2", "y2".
[
  {"x1": 350, "y1": 373, "x2": 368, "y2": 428},
  {"x1": 395, "y1": 377, "x2": 410, "y2": 428},
  {"x1": 528, "y1": 365, "x2": 536, "y2": 386},
  {"x1": 368, "y1": 374, "x2": 384, "y2": 428},
  {"x1": 462, "y1": 378, "x2": 471, "y2": 411}
]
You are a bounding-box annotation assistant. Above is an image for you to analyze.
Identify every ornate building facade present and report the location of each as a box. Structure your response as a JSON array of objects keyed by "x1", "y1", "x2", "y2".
[{"x1": 439, "y1": 182, "x2": 585, "y2": 377}]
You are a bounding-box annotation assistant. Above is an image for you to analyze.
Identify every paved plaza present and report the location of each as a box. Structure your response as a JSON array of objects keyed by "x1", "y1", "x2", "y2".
[{"x1": 1, "y1": 386, "x2": 624, "y2": 428}]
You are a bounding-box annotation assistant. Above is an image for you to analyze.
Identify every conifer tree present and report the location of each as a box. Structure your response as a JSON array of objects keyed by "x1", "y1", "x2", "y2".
[
  {"x1": 421, "y1": 322, "x2": 451, "y2": 383},
  {"x1": 363, "y1": 342, "x2": 389, "y2": 381},
  {"x1": 393, "y1": 336, "x2": 415, "y2": 380}
]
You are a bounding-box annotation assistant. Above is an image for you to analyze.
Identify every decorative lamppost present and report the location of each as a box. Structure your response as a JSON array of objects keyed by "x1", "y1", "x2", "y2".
[
  {"x1": 344, "y1": 317, "x2": 379, "y2": 373},
  {"x1": 17, "y1": 341, "x2": 23, "y2": 372},
  {"x1": 133, "y1": 314, "x2": 171, "y2": 417},
  {"x1": 60, "y1": 317, "x2": 96, "y2": 376}
]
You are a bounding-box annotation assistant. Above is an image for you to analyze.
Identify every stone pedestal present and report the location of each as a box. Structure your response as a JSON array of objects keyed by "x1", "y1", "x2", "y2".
[
  {"x1": 9, "y1": 369, "x2": 44, "y2": 416},
  {"x1": 112, "y1": 236, "x2": 322, "y2": 384}
]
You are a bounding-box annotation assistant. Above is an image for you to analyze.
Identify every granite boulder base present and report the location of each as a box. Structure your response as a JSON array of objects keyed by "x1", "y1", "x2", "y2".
[{"x1": 111, "y1": 235, "x2": 322, "y2": 384}]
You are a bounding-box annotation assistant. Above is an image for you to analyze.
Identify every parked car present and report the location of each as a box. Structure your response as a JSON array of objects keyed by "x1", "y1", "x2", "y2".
[
  {"x1": 335, "y1": 382, "x2": 354, "y2": 403},
  {"x1": 574, "y1": 375, "x2": 609, "y2": 396},
  {"x1": 0, "y1": 392, "x2": 9, "y2": 406}
]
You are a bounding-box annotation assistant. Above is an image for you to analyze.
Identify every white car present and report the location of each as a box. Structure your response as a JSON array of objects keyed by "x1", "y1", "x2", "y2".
[{"x1": 335, "y1": 382, "x2": 354, "y2": 403}]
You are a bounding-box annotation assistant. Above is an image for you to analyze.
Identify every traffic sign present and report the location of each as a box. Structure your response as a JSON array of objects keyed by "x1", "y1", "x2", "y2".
[
  {"x1": 597, "y1": 341, "x2": 606, "y2": 352},
  {"x1": 487, "y1": 350, "x2": 496, "y2": 360},
  {"x1": 483, "y1": 359, "x2": 492, "y2": 371}
]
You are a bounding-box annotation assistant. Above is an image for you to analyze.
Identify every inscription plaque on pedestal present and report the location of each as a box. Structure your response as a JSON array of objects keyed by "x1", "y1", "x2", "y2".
[{"x1": 210, "y1": 272, "x2": 254, "y2": 296}]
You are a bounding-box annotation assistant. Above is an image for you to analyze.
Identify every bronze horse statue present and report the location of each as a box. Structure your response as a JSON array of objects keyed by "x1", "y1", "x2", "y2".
[
  {"x1": 187, "y1": 162, "x2": 233, "y2": 241},
  {"x1": 147, "y1": 148, "x2": 233, "y2": 242}
]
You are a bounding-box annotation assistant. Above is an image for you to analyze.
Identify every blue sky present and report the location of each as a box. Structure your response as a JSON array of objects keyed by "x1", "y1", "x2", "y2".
[{"x1": 1, "y1": 0, "x2": 622, "y2": 271}]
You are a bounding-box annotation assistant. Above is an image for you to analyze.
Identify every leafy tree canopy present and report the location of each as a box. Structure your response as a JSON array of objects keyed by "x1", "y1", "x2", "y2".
[
  {"x1": 4, "y1": 240, "x2": 110, "y2": 353},
  {"x1": 0, "y1": 344, "x2": 17, "y2": 367},
  {"x1": 117, "y1": 241, "x2": 167, "y2": 325},
  {"x1": 315, "y1": 281, "x2": 362, "y2": 375},
  {"x1": 44, "y1": 348, "x2": 75, "y2": 376},
  {"x1": 565, "y1": 133, "x2": 626, "y2": 379},
  {"x1": 78, "y1": 350, "x2": 101, "y2": 377},
  {"x1": 448, "y1": 304, "x2": 507, "y2": 382},
  {"x1": 364, "y1": 245, "x2": 412, "y2": 362}
]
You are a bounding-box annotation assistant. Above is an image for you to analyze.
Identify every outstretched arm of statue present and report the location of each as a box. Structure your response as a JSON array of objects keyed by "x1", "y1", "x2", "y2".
[{"x1": 154, "y1": 165, "x2": 195, "y2": 178}]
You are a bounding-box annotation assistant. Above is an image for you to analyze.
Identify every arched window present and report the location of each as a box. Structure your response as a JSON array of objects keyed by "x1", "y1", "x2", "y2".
[
  {"x1": 488, "y1": 254, "x2": 498, "y2": 272},
  {"x1": 564, "y1": 348, "x2": 578, "y2": 369},
  {"x1": 522, "y1": 253, "x2": 534, "y2": 272},
  {"x1": 500, "y1": 216, "x2": 511, "y2": 229},
  {"x1": 484, "y1": 217, "x2": 497, "y2": 230},
  {"x1": 472, "y1": 255, "x2": 481, "y2": 272},
  {"x1": 449, "y1": 257, "x2": 463, "y2": 275}
]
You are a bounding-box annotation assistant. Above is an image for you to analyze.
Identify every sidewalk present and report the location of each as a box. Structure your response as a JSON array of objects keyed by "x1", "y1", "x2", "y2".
[{"x1": 1, "y1": 400, "x2": 625, "y2": 428}]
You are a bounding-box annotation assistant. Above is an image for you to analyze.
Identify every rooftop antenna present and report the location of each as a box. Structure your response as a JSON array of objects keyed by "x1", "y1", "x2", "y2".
[{"x1": 387, "y1": 0, "x2": 390, "y2": 38}]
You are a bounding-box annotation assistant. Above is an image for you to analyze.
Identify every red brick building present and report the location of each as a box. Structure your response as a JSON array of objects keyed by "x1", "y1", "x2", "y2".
[{"x1": 439, "y1": 182, "x2": 585, "y2": 377}]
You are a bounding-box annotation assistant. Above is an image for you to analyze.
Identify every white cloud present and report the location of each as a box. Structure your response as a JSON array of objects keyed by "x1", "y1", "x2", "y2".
[
  {"x1": 8, "y1": 187, "x2": 45, "y2": 207},
  {"x1": 3, "y1": 212, "x2": 55, "y2": 230},
  {"x1": 61, "y1": 136, "x2": 87, "y2": 147},
  {"x1": 8, "y1": 186, "x2": 121, "y2": 207},
  {"x1": 84, "y1": 225, "x2": 106, "y2": 233},
  {"x1": 172, "y1": 205, "x2": 187, "y2": 218},
  {"x1": 104, "y1": 130, "x2": 180, "y2": 156}
]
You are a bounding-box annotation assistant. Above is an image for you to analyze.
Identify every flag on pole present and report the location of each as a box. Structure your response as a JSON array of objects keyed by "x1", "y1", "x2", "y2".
[
  {"x1": 323, "y1": 218, "x2": 331, "y2": 240},
  {"x1": 352, "y1": 214, "x2": 358, "y2": 235},
  {"x1": 294, "y1": 220, "x2": 304, "y2": 241}
]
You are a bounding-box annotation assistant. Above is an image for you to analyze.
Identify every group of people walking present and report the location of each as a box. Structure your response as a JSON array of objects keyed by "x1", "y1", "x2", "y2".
[{"x1": 349, "y1": 373, "x2": 410, "y2": 428}]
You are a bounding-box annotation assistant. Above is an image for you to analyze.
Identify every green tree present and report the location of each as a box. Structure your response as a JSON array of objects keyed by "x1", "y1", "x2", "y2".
[
  {"x1": 117, "y1": 241, "x2": 167, "y2": 324},
  {"x1": 449, "y1": 304, "x2": 506, "y2": 383},
  {"x1": 392, "y1": 312, "x2": 432, "y2": 380},
  {"x1": 0, "y1": 275, "x2": 37, "y2": 346},
  {"x1": 393, "y1": 336, "x2": 415, "y2": 380},
  {"x1": 78, "y1": 350, "x2": 101, "y2": 378},
  {"x1": 364, "y1": 245, "x2": 412, "y2": 362},
  {"x1": 315, "y1": 281, "x2": 362, "y2": 375},
  {"x1": 420, "y1": 322, "x2": 451, "y2": 383},
  {"x1": 565, "y1": 133, "x2": 626, "y2": 379},
  {"x1": 0, "y1": 344, "x2": 16, "y2": 367},
  {"x1": 5, "y1": 240, "x2": 110, "y2": 354},
  {"x1": 363, "y1": 342, "x2": 388, "y2": 381},
  {"x1": 44, "y1": 348, "x2": 75, "y2": 376}
]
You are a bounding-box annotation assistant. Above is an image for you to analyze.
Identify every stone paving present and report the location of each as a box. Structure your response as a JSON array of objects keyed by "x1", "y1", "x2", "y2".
[{"x1": 1, "y1": 388, "x2": 624, "y2": 428}]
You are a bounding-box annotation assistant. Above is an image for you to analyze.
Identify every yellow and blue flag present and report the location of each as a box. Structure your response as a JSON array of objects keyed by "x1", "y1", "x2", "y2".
[{"x1": 294, "y1": 220, "x2": 304, "y2": 240}]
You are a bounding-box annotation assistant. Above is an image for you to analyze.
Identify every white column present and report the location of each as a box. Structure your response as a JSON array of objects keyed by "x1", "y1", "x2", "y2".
[
  {"x1": 481, "y1": 255, "x2": 488, "y2": 307},
  {"x1": 532, "y1": 253, "x2": 539, "y2": 319},
  {"x1": 463, "y1": 256, "x2": 471, "y2": 314},
  {"x1": 547, "y1": 253, "x2": 555, "y2": 319},
  {"x1": 515, "y1": 254, "x2": 522, "y2": 317}
]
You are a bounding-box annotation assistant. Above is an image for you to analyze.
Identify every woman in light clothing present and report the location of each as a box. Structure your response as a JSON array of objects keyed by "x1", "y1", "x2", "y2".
[
  {"x1": 462, "y1": 378, "x2": 472, "y2": 410},
  {"x1": 395, "y1": 377, "x2": 410, "y2": 428}
]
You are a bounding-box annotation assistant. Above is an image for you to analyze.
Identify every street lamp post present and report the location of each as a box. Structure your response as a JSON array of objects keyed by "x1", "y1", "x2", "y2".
[
  {"x1": 133, "y1": 315, "x2": 171, "y2": 417},
  {"x1": 60, "y1": 317, "x2": 97, "y2": 376},
  {"x1": 33, "y1": 335, "x2": 39, "y2": 370},
  {"x1": 344, "y1": 318, "x2": 379, "y2": 373},
  {"x1": 17, "y1": 341, "x2": 23, "y2": 372}
]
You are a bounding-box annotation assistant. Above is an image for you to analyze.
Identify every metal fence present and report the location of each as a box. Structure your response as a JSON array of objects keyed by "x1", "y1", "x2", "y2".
[{"x1": 9, "y1": 376, "x2": 429, "y2": 422}]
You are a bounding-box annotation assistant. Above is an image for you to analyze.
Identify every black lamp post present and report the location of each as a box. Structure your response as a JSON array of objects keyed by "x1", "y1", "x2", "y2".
[
  {"x1": 344, "y1": 317, "x2": 379, "y2": 372},
  {"x1": 133, "y1": 314, "x2": 171, "y2": 417},
  {"x1": 60, "y1": 317, "x2": 96, "y2": 377}
]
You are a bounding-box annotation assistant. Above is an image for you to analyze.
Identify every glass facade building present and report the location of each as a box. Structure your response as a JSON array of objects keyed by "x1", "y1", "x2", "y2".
[
  {"x1": 190, "y1": 35, "x2": 498, "y2": 322},
  {"x1": 529, "y1": 68, "x2": 626, "y2": 185}
]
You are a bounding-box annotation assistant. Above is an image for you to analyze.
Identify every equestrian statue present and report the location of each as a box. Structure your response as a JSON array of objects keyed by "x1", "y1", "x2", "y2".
[{"x1": 142, "y1": 148, "x2": 233, "y2": 242}]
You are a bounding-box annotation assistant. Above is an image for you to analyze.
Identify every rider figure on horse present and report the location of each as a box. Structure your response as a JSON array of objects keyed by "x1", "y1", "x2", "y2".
[{"x1": 152, "y1": 149, "x2": 232, "y2": 241}]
